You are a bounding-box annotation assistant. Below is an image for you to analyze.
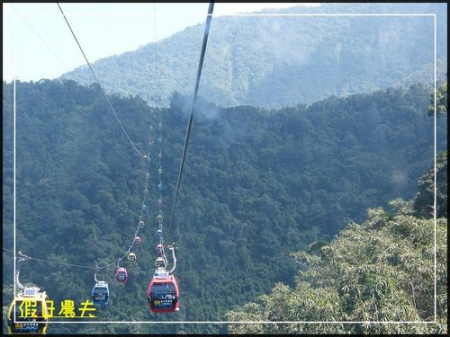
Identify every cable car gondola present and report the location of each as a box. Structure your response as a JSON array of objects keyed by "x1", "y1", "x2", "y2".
[
  {"x1": 127, "y1": 252, "x2": 137, "y2": 263},
  {"x1": 115, "y1": 267, "x2": 128, "y2": 283},
  {"x1": 155, "y1": 244, "x2": 164, "y2": 256},
  {"x1": 155, "y1": 257, "x2": 166, "y2": 268},
  {"x1": 6, "y1": 287, "x2": 49, "y2": 335},
  {"x1": 91, "y1": 281, "x2": 109, "y2": 306},
  {"x1": 147, "y1": 271, "x2": 180, "y2": 313},
  {"x1": 133, "y1": 236, "x2": 142, "y2": 247}
]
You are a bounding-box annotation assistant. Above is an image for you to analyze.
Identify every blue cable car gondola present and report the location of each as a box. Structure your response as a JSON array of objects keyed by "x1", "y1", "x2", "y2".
[
  {"x1": 147, "y1": 271, "x2": 180, "y2": 313},
  {"x1": 156, "y1": 229, "x2": 163, "y2": 239},
  {"x1": 92, "y1": 281, "x2": 109, "y2": 306},
  {"x1": 115, "y1": 267, "x2": 128, "y2": 283}
]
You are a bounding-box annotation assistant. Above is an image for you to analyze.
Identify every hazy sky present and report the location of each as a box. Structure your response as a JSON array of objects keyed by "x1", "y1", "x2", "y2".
[{"x1": 3, "y1": 3, "x2": 320, "y2": 82}]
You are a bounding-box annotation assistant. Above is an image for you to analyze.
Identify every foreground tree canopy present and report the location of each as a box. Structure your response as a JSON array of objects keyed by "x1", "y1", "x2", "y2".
[{"x1": 225, "y1": 203, "x2": 447, "y2": 334}]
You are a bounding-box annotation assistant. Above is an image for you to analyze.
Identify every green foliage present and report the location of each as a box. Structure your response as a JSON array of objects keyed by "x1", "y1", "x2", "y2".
[
  {"x1": 226, "y1": 212, "x2": 447, "y2": 333},
  {"x1": 2, "y1": 78, "x2": 447, "y2": 334},
  {"x1": 225, "y1": 83, "x2": 448, "y2": 333},
  {"x1": 428, "y1": 81, "x2": 448, "y2": 117},
  {"x1": 413, "y1": 150, "x2": 448, "y2": 219}
]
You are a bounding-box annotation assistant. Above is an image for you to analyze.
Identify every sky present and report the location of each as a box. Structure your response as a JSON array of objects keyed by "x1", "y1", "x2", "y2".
[{"x1": 3, "y1": 2, "x2": 320, "y2": 83}]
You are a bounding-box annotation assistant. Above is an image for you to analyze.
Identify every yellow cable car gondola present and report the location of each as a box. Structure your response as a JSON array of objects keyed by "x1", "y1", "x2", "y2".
[{"x1": 6, "y1": 287, "x2": 49, "y2": 335}]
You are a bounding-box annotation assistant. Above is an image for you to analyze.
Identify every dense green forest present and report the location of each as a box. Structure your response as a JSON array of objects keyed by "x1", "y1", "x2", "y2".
[
  {"x1": 2, "y1": 79, "x2": 447, "y2": 334},
  {"x1": 58, "y1": 3, "x2": 447, "y2": 109},
  {"x1": 225, "y1": 83, "x2": 448, "y2": 334}
]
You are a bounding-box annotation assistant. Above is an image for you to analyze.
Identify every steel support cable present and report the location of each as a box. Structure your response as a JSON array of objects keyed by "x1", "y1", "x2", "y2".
[
  {"x1": 56, "y1": 3, "x2": 158, "y2": 275},
  {"x1": 117, "y1": 3, "x2": 161, "y2": 267},
  {"x1": 8, "y1": 4, "x2": 71, "y2": 70},
  {"x1": 115, "y1": 2, "x2": 160, "y2": 267},
  {"x1": 7, "y1": 4, "x2": 213, "y2": 279},
  {"x1": 153, "y1": 3, "x2": 158, "y2": 86},
  {"x1": 167, "y1": 2, "x2": 214, "y2": 237},
  {"x1": 3, "y1": 248, "x2": 108, "y2": 270},
  {"x1": 116, "y1": 132, "x2": 152, "y2": 264},
  {"x1": 6, "y1": 6, "x2": 159, "y2": 279},
  {"x1": 56, "y1": 2, "x2": 144, "y2": 158},
  {"x1": 158, "y1": 103, "x2": 164, "y2": 246}
]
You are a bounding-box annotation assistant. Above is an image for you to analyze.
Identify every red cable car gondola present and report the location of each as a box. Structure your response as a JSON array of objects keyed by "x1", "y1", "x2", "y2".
[
  {"x1": 133, "y1": 236, "x2": 142, "y2": 247},
  {"x1": 155, "y1": 244, "x2": 164, "y2": 256},
  {"x1": 147, "y1": 270, "x2": 179, "y2": 313},
  {"x1": 115, "y1": 267, "x2": 128, "y2": 283}
]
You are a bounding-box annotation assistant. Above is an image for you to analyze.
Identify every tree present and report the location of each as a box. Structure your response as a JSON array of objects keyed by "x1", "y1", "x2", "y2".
[
  {"x1": 417, "y1": 79, "x2": 447, "y2": 218},
  {"x1": 413, "y1": 151, "x2": 448, "y2": 218},
  {"x1": 225, "y1": 207, "x2": 447, "y2": 334},
  {"x1": 428, "y1": 81, "x2": 448, "y2": 116}
]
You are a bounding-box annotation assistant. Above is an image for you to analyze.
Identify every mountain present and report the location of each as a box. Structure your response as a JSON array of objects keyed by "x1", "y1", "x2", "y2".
[
  {"x1": 59, "y1": 3, "x2": 447, "y2": 109},
  {"x1": 2, "y1": 78, "x2": 447, "y2": 334}
]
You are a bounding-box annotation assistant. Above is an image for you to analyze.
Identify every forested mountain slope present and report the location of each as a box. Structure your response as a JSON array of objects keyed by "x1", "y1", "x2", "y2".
[
  {"x1": 225, "y1": 82, "x2": 448, "y2": 334},
  {"x1": 58, "y1": 3, "x2": 447, "y2": 109},
  {"x1": 2, "y1": 79, "x2": 447, "y2": 334}
]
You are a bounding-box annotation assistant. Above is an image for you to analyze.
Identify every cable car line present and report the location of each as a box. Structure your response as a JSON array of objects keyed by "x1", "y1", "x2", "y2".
[
  {"x1": 3, "y1": 247, "x2": 109, "y2": 270},
  {"x1": 167, "y1": 1, "x2": 215, "y2": 237},
  {"x1": 147, "y1": 2, "x2": 214, "y2": 314},
  {"x1": 55, "y1": 0, "x2": 173, "y2": 309},
  {"x1": 8, "y1": 2, "x2": 159, "y2": 311},
  {"x1": 55, "y1": 1, "x2": 160, "y2": 296},
  {"x1": 8, "y1": 4, "x2": 71, "y2": 71},
  {"x1": 7, "y1": 2, "x2": 215, "y2": 326},
  {"x1": 146, "y1": 82, "x2": 181, "y2": 313},
  {"x1": 56, "y1": 2, "x2": 144, "y2": 158},
  {"x1": 6, "y1": 251, "x2": 49, "y2": 334}
]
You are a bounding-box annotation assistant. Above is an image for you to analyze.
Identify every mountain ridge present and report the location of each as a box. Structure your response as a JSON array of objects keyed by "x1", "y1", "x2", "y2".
[{"x1": 59, "y1": 2, "x2": 447, "y2": 109}]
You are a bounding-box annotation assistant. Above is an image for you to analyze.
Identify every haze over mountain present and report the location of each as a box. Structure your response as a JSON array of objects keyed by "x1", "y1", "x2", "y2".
[{"x1": 59, "y1": 3, "x2": 447, "y2": 109}]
